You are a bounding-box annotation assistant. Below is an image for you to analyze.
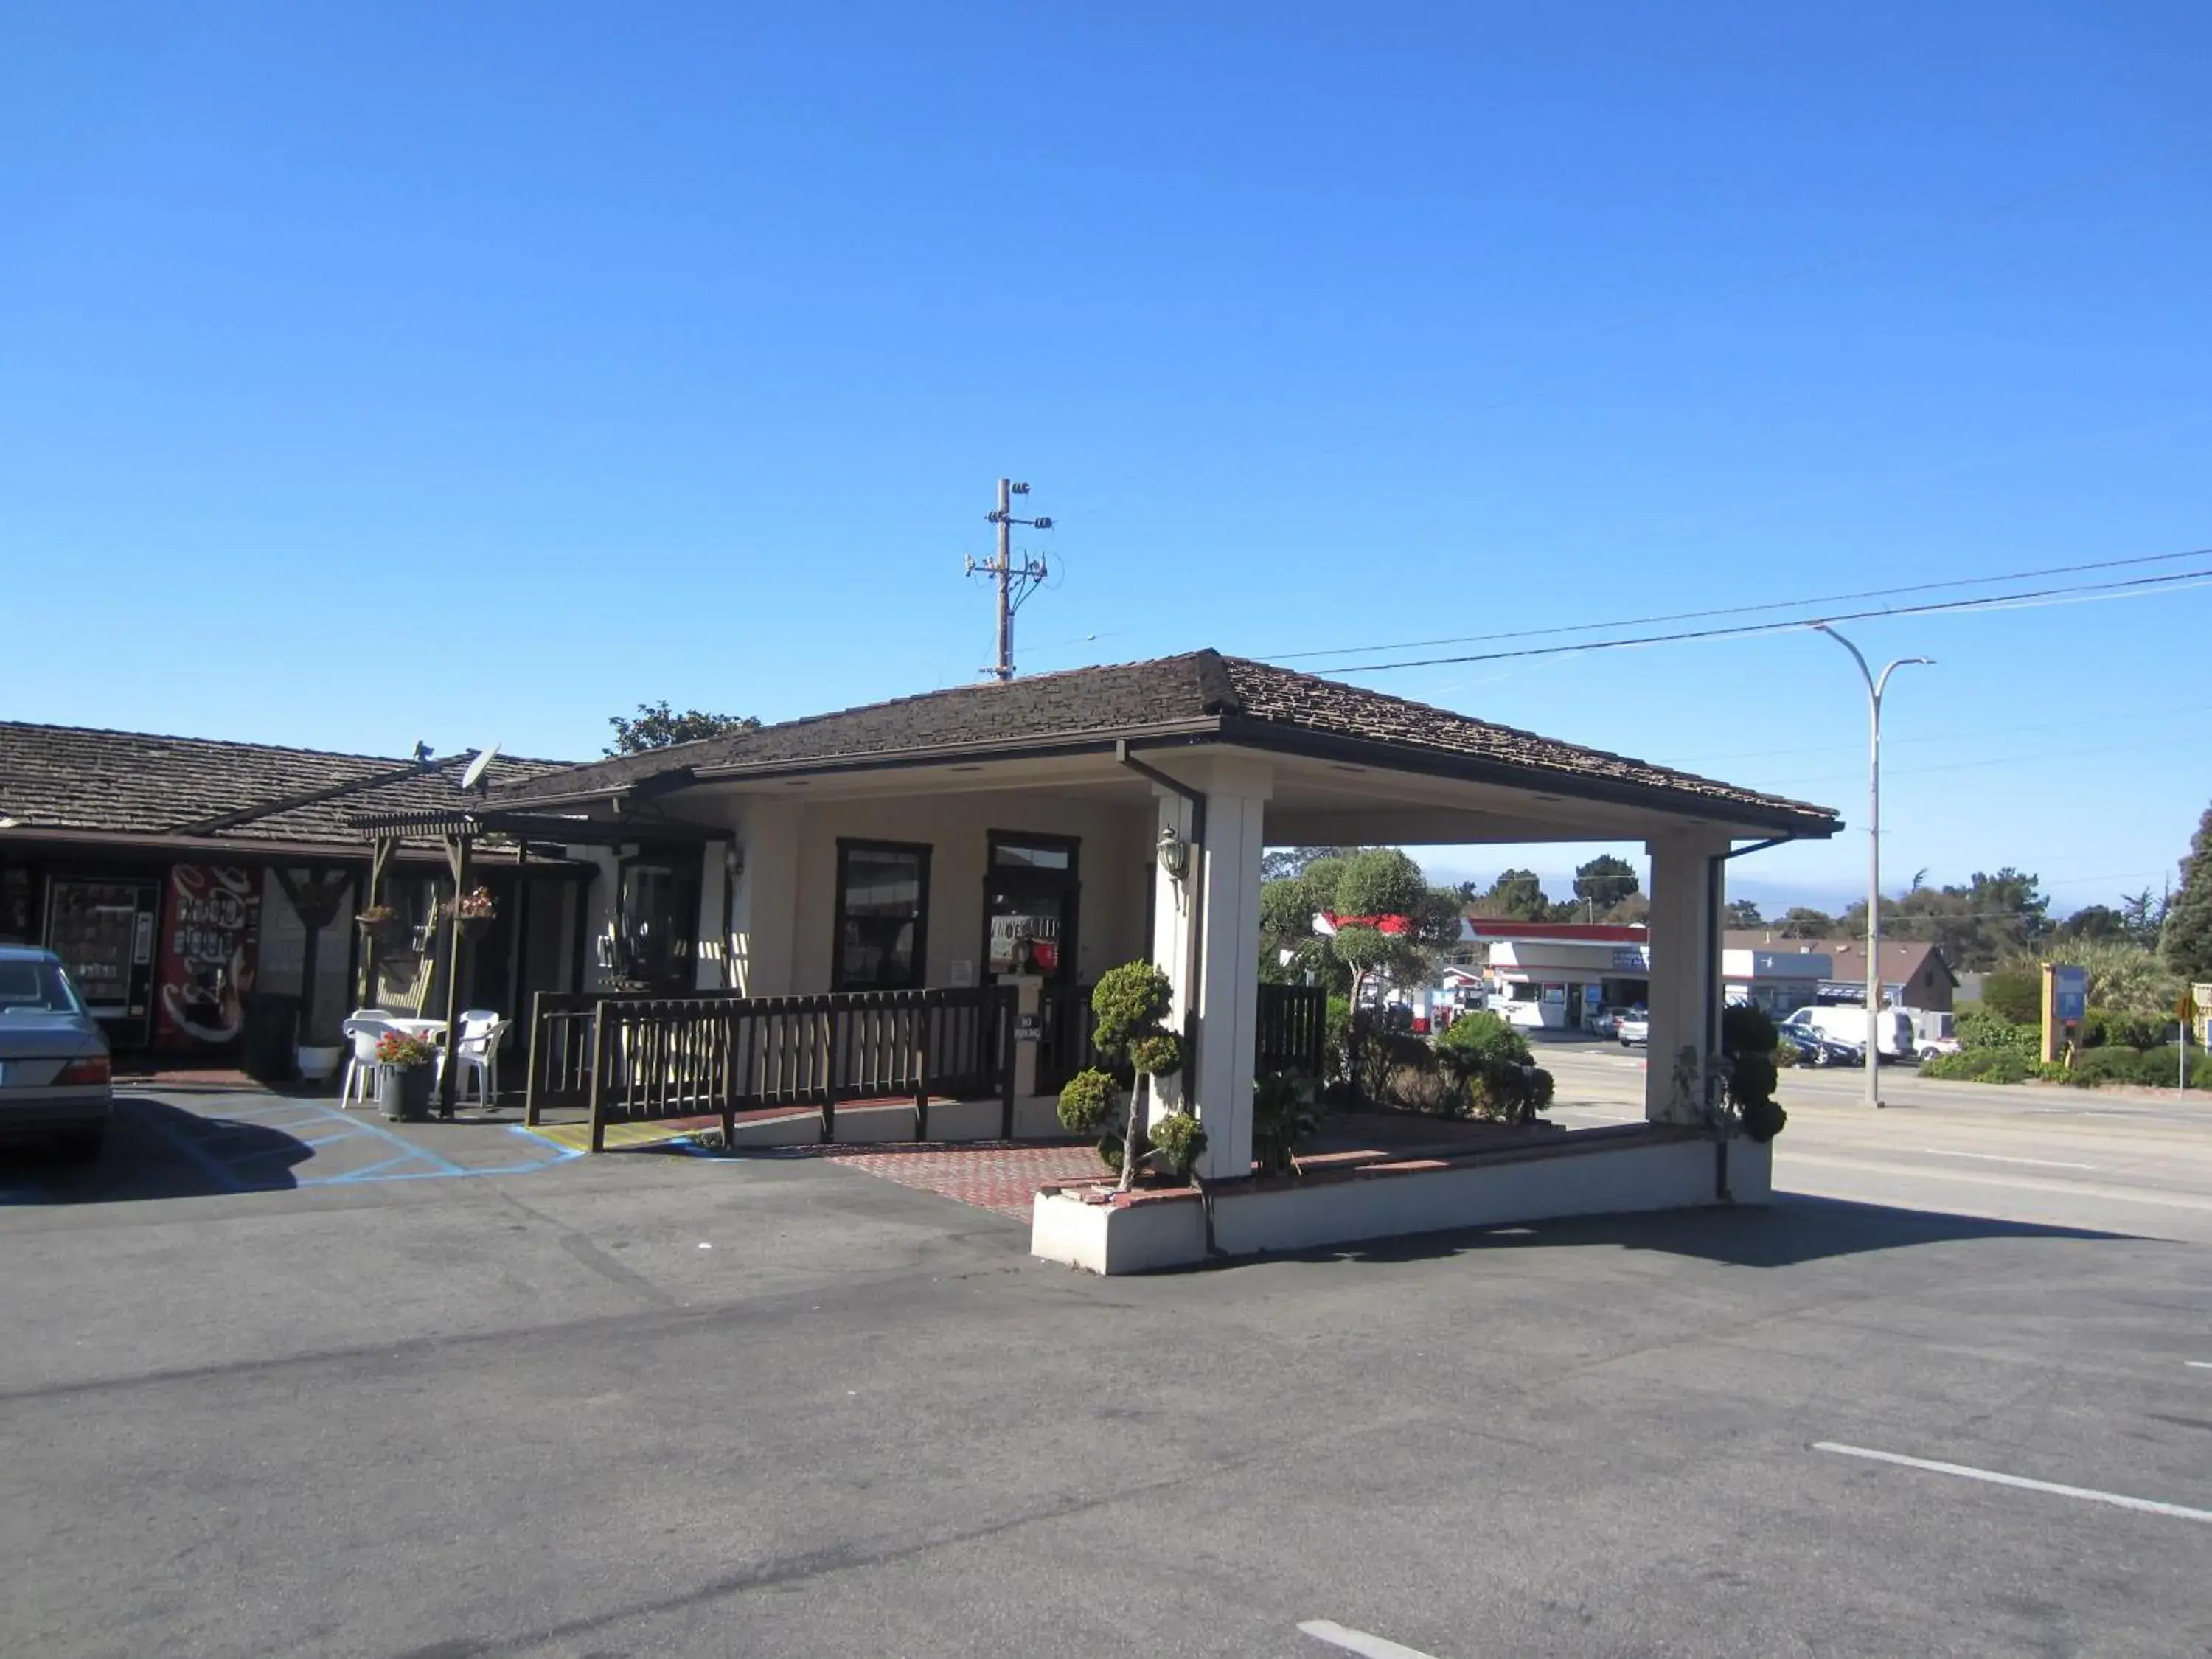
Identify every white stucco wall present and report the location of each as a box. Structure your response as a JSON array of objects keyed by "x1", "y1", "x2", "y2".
[{"x1": 719, "y1": 793, "x2": 1155, "y2": 996}]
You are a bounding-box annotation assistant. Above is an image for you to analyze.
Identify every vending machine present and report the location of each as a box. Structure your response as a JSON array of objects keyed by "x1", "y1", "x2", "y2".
[{"x1": 43, "y1": 877, "x2": 162, "y2": 1048}]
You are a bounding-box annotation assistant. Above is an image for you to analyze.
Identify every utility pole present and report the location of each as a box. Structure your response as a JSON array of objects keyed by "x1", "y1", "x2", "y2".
[
  {"x1": 1812, "y1": 623, "x2": 1934, "y2": 1109},
  {"x1": 966, "y1": 478, "x2": 1053, "y2": 681}
]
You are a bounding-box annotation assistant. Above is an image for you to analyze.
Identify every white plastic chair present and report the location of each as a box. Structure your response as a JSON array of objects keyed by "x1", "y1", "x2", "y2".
[
  {"x1": 338, "y1": 1013, "x2": 401, "y2": 1110},
  {"x1": 437, "y1": 1009, "x2": 509, "y2": 1109}
]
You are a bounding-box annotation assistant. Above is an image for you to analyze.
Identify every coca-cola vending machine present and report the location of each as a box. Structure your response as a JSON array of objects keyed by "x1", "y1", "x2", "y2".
[{"x1": 44, "y1": 877, "x2": 162, "y2": 1048}]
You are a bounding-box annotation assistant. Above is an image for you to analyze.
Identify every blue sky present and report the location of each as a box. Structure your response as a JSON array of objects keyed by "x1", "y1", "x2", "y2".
[{"x1": 4, "y1": 3, "x2": 2208, "y2": 914}]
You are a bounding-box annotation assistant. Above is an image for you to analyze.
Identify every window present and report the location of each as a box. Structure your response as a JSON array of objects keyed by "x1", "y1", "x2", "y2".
[
  {"x1": 984, "y1": 832, "x2": 1079, "y2": 978},
  {"x1": 835, "y1": 841, "x2": 930, "y2": 991}
]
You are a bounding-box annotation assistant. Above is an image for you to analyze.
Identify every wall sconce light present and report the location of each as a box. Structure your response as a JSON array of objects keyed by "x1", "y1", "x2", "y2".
[{"x1": 1156, "y1": 825, "x2": 1190, "y2": 883}]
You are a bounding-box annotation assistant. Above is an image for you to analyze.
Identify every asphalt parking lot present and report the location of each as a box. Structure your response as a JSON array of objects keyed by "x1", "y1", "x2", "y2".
[{"x1": 4, "y1": 1077, "x2": 2211, "y2": 1658}]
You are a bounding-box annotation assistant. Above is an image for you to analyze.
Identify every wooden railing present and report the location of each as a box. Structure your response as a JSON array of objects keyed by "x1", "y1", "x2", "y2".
[
  {"x1": 1025, "y1": 979, "x2": 1329, "y2": 1096},
  {"x1": 525, "y1": 985, "x2": 1017, "y2": 1152},
  {"x1": 1035, "y1": 981, "x2": 1097, "y2": 1096},
  {"x1": 1256, "y1": 982, "x2": 1329, "y2": 1078}
]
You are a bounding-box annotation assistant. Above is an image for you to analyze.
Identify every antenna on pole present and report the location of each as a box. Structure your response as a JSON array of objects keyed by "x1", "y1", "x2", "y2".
[{"x1": 963, "y1": 477, "x2": 1054, "y2": 680}]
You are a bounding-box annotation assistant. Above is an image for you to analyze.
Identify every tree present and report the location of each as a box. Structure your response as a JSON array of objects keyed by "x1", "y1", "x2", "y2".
[
  {"x1": 1470, "y1": 868, "x2": 1551, "y2": 922},
  {"x1": 1837, "y1": 868, "x2": 2050, "y2": 973},
  {"x1": 605, "y1": 701, "x2": 760, "y2": 756},
  {"x1": 1777, "y1": 906, "x2": 1837, "y2": 939},
  {"x1": 1570, "y1": 854, "x2": 1641, "y2": 915},
  {"x1": 2121, "y1": 887, "x2": 2170, "y2": 948},
  {"x1": 2164, "y1": 804, "x2": 2212, "y2": 982},
  {"x1": 1726, "y1": 899, "x2": 1764, "y2": 928},
  {"x1": 1262, "y1": 845, "x2": 1360, "y2": 883},
  {"x1": 2052, "y1": 905, "x2": 2128, "y2": 945}
]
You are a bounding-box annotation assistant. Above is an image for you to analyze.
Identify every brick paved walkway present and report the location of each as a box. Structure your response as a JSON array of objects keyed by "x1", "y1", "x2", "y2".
[{"x1": 806, "y1": 1141, "x2": 1109, "y2": 1221}]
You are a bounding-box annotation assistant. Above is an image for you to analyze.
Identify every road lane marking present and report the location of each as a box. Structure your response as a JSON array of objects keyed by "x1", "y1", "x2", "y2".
[
  {"x1": 1914, "y1": 1149, "x2": 2098, "y2": 1170},
  {"x1": 1781, "y1": 1153, "x2": 2212, "y2": 1212},
  {"x1": 1299, "y1": 1620, "x2": 1444, "y2": 1659},
  {"x1": 2188, "y1": 1361, "x2": 2212, "y2": 1370},
  {"x1": 1815, "y1": 1442, "x2": 2212, "y2": 1524}
]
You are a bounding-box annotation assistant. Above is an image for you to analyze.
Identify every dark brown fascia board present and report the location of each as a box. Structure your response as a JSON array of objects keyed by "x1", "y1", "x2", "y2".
[
  {"x1": 1201, "y1": 714, "x2": 1841, "y2": 838},
  {"x1": 489, "y1": 763, "x2": 700, "y2": 814},
  {"x1": 684, "y1": 717, "x2": 1225, "y2": 785},
  {"x1": 0, "y1": 825, "x2": 540, "y2": 865}
]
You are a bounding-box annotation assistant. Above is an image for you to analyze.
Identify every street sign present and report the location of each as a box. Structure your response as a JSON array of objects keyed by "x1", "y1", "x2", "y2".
[{"x1": 2051, "y1": 965, "x2": 2088, "y2": 1024}]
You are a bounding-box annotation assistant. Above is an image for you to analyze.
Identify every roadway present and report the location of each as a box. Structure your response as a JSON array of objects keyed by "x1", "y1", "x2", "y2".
[{"x1": 1543, "y1": 1040, "x2": 2212, "y2": 1244}]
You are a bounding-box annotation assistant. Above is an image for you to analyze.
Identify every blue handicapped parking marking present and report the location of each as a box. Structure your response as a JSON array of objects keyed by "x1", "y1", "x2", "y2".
[{"x1": 128, "y1": 1095, "x2": 582, "y2": 1192}]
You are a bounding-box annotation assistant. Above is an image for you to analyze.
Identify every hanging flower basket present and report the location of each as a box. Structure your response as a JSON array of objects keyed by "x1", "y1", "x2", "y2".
[
  {"x1": 455, "y1": 886, "x2": 495, "y2": 941},
  {"x1": 355, "y1": 907, "x2": 411, "y2": 951}
]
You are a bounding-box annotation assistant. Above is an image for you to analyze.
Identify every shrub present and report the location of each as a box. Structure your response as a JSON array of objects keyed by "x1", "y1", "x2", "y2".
[
  {"x1": 1433, "y1": 1010, "x2": 1530, "y2": 1070},
  {"x1": 1146, "y1": 1111, "x2": 1208, "y2": 1181},
  {"x1": 1721, "y1": 1002, "x2": 1779, "y2": 1059},
  {"x1": 1127, "y1": 1032, "x2": 1183, "y2": 1079},
  {"x1": 2084, "y1": 1008, "x2": 2166, "y2": 1050},
  {"x1": 1091, "y1": 961, "x2": 1174, "y2": 1058},
  {"x1": 1322, "y1": 995, "x2": 1353, "y2": 1081},
  {"x1": 1057, "y1": 1067, "x2": 1119, "y2": 1135},
  {"x1": 2069, "y1": 1046, "x2": 2150, "y2": 1088},
  {"x1": 1253, "y1": 1071, "x2": 1322, "y2": 1176},
  {"x1": 1924, "y1": 1048, "x2": 2034, "y2": 1085},
  {"x1": 1979, "y1": 973, "x2": 2044, "y2": 1026},
  {"x1": 1957, "y1": 1006, "x2": 2038, "y2": 1057},
  {"x1": 1366, "y1": 1030, "x2": 1457, "y2": 1113}
]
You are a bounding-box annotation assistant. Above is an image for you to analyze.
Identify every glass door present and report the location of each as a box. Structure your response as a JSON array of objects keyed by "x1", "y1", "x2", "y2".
[{"x1": 983, "y1": 833, "x2": 1079, "y2": 981}]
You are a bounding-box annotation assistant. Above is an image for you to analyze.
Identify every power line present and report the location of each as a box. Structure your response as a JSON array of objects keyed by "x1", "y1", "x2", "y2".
[
  {"x1": 1309, "y1": 565, "x2": 2212, "y2": 677},
  {"x1": 1264, "y1": 544, "x2": 2212, "y2": 664}
]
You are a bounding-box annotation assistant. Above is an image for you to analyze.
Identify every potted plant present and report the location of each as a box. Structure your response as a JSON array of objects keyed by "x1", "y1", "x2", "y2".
[
  {"x1": 375, "y1": 1030, "x2": 439, "y2": 1121},
  {"x1": 355, "y1": 903, "x2": 409, "y2": 951},
  {"x1": 454, "y1": 886, "x2": 496, "y2": 941}
]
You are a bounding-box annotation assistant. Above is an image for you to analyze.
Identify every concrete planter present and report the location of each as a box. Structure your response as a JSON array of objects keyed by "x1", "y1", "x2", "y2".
[{"x1": 1033, "y1": 1130, "x2": 1772, "y2": 1274}]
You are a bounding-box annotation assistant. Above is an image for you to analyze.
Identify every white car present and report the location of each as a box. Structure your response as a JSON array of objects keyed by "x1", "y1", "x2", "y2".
[
  {"x1": 0, "y1": 946, "x2": 112, "y2": 1160},
  {"x1": 1618, "y1": 1011, "x2": 1650, "y2": 1047}
]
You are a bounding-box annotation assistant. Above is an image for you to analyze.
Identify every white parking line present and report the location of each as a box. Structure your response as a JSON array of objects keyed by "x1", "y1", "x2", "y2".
[
  {"x1": 1815, "y1": 1442, "x2": 2212, "y2": 1524},
  {"x1": 1299, "y1": 1620, "x2": 1443, "y2": 1659},
  {"x1": 1914, "y1": 1148, "x2": 2097, "y2": 1171}
]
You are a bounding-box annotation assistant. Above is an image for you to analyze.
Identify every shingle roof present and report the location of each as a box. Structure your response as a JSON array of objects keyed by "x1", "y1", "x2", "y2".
[
  {"x1": 0, "y1": 721, "x2": 572, "y2": 849},
  {"x1": 494, "y1": 649, "x2": 1837, "y2": 831},
  {"x1": 1727, "y1": 932, "x2": 1957, "y2": 986}
]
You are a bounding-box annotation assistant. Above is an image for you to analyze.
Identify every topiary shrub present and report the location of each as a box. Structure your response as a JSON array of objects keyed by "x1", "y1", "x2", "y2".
[
  {"x1": 1087, "y1": 961, "x2": 1189, "y2": 1190},
  {"x1": 1719, "y1": 1000, "x2": 1786, "y2": 1142},
  {"x1": 1057, "y1": 1067, "x2": 1119, "y2": 1136},
  {"x1": 1146, "y1": 1110, "x2": 1208, "y2": 1182}
]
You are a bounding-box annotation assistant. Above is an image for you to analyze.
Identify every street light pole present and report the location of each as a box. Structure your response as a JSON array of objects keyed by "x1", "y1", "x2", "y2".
[{"x1": 1812, "y1": 624, "x2": 1933, "y2": 1109}]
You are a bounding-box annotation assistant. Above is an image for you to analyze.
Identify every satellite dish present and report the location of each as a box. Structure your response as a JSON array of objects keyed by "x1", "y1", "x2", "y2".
[{"x1": 459, "y1": 743, "x2": 502, "y2": 793}]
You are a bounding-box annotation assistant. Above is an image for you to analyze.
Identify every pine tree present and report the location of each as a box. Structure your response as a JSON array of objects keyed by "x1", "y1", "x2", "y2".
[{"x1": 2162, "y1": 804, "x2": 2212, "y2": 982}]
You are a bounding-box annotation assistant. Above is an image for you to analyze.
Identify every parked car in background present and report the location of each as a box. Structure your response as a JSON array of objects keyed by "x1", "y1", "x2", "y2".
[
  {"x1": 1781, "y1": 1004, "x2": 1913, "y2": 1061},
  {"x1": 1777, "y1": 1024, "x2": 1862, "y2": 1068},
  {"x1": 1617, "y1": 1008, "x2": 1650, "y2": 1047},
  {"x1": 0, "y1": 946, "x2": 112, "y2": 1159}
]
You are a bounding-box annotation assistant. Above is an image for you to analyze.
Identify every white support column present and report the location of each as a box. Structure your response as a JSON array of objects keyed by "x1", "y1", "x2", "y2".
[
  {"x1": 1149, "y1": 787, "x2": 1197, "y2": 1039},
  {"x1": 729, "y1": 801, "x2": 801, "y2": 998},
  {"x1": 1644, "y1": 829, "x2": 1731, "y2": 1124},
  {"x1": 693, "y1": 841, "x2": 730, "y2": 990},
  {"x1": 1192, "y1": 757, "x2": 1270, "y2": 1180}
]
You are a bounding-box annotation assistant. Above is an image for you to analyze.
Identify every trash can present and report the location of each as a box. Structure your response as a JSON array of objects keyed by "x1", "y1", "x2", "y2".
[{"x1": 241, "y1": 992, "x2": 301, "y2": 1082}]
